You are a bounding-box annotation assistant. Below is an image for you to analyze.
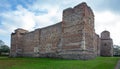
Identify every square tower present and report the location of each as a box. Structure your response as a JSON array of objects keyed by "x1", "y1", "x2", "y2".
[{"x1": 60, "y1": 2, "x2": 96, "y2": 60}]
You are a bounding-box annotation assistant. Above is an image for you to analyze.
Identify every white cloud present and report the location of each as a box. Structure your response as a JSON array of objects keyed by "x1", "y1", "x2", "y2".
[
  {"x1": 0, "y1": 29, "x2": 7, "y2": 35},
  {"x1": 95, "y1": 11, "x2": 120, "y2": 45},
  {"x1": 1, "y1": 5, "x2": 36, "y2": 32},
  {"x1": 0, "y1": 1, "x2": 120, "y2": 46},
  {"x1": 33, "y1": 5, "x2": 62, "y2": 28},
  {"x1": 27, "y1": 2, "x2": 63, "y2": 28},
  {"x1": 1, "y1": 3, "x2": 63, "y2": 31}
]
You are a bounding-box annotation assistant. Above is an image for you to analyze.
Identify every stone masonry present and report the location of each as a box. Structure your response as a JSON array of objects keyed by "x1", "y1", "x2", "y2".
[
  {"x1": 10, "y1": 2, "x2": 113, "y2": 60},
  {"x1": 100, "y1": 31, "x2": 113, "y2": 56}
]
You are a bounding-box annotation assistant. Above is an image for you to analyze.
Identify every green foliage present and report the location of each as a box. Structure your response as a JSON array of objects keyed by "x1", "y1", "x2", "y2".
[
  {"x1": 0, "y1": 57, "x2": 119, "y2": 69},
  {"x1": 0, "y1": 40, "x2": 10, "y2": 55},
  {"x1": 114, "y1": 45, "x2": 120, "y2": 56},
  {"x1": 0, "y1": 40, "x2": 4, "y2": 46},
  {"x1": 0, "y1": 45, "x2": 10, "y2": 53}
]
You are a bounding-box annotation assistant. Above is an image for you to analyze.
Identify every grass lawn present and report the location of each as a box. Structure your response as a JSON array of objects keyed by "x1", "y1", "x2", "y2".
[{"x1": 0, "y1": 57, "x2": 119, "y2": 69}]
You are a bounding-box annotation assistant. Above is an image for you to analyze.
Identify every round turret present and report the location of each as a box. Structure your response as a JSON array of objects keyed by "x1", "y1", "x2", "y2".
[{"x1": 101, "y1": 30, "x2": 110, "y2": 39}]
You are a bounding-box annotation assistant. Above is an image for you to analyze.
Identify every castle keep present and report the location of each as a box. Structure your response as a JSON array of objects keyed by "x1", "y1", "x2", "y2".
[{"x1": 10, "y1": 2, "x2": 113, "y2": 60}]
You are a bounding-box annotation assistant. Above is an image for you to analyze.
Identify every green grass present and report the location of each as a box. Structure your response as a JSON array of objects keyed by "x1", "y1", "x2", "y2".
[{"x1": 0, "y1": 57, "x2": 119, "y2": 69}]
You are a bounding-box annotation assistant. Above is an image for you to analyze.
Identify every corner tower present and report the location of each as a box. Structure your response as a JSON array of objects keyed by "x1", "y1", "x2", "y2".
[
  {"x1": 61, "y1": 2, "x2": 95, "y2": 59},
  {"x1": 10, "y1": 28, "x2": 28, "y2": 57},
  {"x1": 100, "y1": 31, "x2": 113, "y2": 56}
]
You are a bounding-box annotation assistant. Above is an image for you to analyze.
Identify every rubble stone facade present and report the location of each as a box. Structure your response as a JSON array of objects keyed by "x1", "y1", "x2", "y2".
[
  {"x1": 10, "y1": 2, "x2": 113, "y2": 60},
  {"x1": 100, "y1": 31, "x2": 113, "y2": 56}
]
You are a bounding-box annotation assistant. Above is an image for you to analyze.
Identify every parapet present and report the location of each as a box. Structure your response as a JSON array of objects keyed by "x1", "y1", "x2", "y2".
[
  {"x1": 101, "y1": 30, "x2": 111, "y2": 39},
  {"x1": 12, "y1": 28, "x2": 28, "y2": 35},
  {"x1": 62, "y1": 2, "x2": 94, "y2": 21},
  {"x1": 74, "y1": 2, "x2": 87, "y2": 9},
  {"x1": 63, "y1": 8, "x2": 74, "y2": 17}
]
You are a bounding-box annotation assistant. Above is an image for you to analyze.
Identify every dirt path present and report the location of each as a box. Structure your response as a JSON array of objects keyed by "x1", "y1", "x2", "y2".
[{"x1": 115, "y1": 60, "x2": 120, "y2": 69}]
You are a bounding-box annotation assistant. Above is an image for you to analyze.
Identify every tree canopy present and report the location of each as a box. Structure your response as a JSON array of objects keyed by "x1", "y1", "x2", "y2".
[
  {"x1": 0, "y1": 40, "x2": 10, "y2": 55},
  {"x1": 114, "y1": 45, "x2": 120, "y2": 56},
  {"x1": 0, "y1": 40, "x2": 5, "y2": 46}
]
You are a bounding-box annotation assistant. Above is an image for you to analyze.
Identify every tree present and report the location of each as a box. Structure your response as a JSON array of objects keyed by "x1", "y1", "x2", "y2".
[
  {"x1": 113, "y1": 45, "x2": 120, "y2": 56},
  {"x1": 0, "y1": 40, "x2": 5, "y2": 55},
  {"x1": 0, "y1": 45, "x2": 10, "y2": 53},
  {"x1": 0, "y1": 40, "x2": 5, "y2": 46},
  {"x1": 0, "y1": 40, "x2": 10, "y2": 55}
]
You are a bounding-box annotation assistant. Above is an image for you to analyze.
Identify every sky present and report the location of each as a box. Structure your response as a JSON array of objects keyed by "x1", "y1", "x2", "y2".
[{"x1": 0, "y1": 0, "x2": 120, "y2": 46}]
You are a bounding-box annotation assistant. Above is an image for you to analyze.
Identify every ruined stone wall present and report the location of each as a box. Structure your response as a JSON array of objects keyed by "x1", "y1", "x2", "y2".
[
  {"x1": 96, "y1": 34, "x2": 101, "y2": 56},
  {"x1": 22, "y1": 29, "x2": 40, "y2": 57},
  {"x1": 10, "y1": 34, "x2": 18, "y2": 57},
  {"x1": 39, "y1": 23, "x2": 62, "y2": 57},
  {"x1": 10, "y1": 23, "x2": 62, "y2": 57},
  {"x1": 93, "y1": 34, "x2": 101, "y2": 56},
  {"x1": 10, "y1": 2, "x2": 113, "y2": 59}
]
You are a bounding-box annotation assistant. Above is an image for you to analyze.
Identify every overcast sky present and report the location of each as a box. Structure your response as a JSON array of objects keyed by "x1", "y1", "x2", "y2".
[{"x1": 0, "y1": 0, "x2": 120, "y2": 46}]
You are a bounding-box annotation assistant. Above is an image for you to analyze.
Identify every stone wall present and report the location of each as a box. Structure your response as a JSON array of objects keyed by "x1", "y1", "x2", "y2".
[
  {"x1": 93, "y1": 34, "x2": 101, "y2": 56},
  {"x1": 22, "y1": 29, "x2": 40, "y2": 57},
  {"x1": 39, "y1": 23, "x2": 62, "y2": 57},
  {"x1": 10, "y1": 2, "x2": 113, "y2": 59}
]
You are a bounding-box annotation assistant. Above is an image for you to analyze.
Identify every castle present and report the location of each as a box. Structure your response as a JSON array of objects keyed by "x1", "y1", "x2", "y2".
[{"x1": 10, "y1": 2, "x2": 113, "y2": 60}]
